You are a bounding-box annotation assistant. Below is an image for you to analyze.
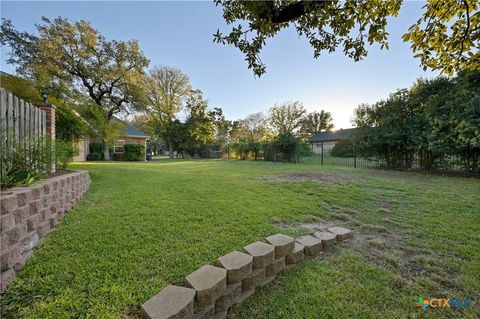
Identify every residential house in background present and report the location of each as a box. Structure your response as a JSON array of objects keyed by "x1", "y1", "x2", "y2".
[
  {"x1": 72, "y1": 123, "x2": 149, "y2": 161},
  {"x1": 308, "y1": 128, "x2": 357, "y2": 155}
]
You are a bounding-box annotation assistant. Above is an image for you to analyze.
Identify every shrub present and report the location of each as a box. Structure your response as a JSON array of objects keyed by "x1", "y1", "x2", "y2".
[
  {"x1": 89, "y1": 143, "x2": 104, "y2": 160},
  {"x1": 55, "y1": 139, "x2": 75, "y2": 170},
  {"x1": 331, "y1": 139, "x2": 355, "y2": 157},
  {"x1": 112, "y1": 152, "x2": 125, "y2": 161},
  {"x1": 124, "y1": 144, "x2": 145, "y2": 161},
  {"x1": 86, "y1": 153, "x2": 102, "y2": 161},
  {"x1": 0, "y1": 134, "x2": 53, "y2": 190}
]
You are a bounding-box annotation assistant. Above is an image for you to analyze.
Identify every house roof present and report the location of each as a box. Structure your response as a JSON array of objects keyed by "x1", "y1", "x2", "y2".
[
  {"x1": 124, "y1": 124, "x2": 148, "y2": 138},
  {"x1": 309, "y1": 128, "x2": 357, "y2": 142}
]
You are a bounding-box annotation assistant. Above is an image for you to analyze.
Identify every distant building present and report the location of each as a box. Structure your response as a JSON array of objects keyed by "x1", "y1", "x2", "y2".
[
  {"x1": 308, "y1": 128, "x2": 357, "y2": 155},
  {"x1": 73, "y1": 123, "x2": 149, "y2": 161}
]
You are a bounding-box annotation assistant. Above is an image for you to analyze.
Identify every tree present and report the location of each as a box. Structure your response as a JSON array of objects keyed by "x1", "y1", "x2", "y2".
[
  {"x1": 268, "y1": 101, "x2": 306, "y2": 136},
  {"x1": 242, "y1": 112, "x2": 270, "y2": 142},
  {"x1": 1, "y1": 17, "x2": 149, "y2": 160},
  {"x1": 214, "y1": 0, "x2": 479, "y2": 77},
  {"x1": 300, "y1": 110, "x2": 334, "y2": 138},
  {"x1": 182, "y1": 90, "x2": 217, "y2": 156},
  {"x1": 143, "y1": 65, "x2": 191, "y2": 158}
]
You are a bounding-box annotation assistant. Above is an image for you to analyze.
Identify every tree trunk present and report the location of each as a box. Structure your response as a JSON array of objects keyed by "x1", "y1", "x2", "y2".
[
  {"x1": 168, "y1": 137, "x2": 174, "y2": 159},
  {"x1": 102, "y1": 138, "x2": 110, "y2": 161}
]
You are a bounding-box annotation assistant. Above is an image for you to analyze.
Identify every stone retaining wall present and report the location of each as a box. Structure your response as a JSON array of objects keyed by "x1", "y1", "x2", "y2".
[
  {"x1": 0, "y1": 170, "x2": 90, "y2": 291},
  {"x1": 141, "y1": 226, "x2": 352, "y2": 319}
]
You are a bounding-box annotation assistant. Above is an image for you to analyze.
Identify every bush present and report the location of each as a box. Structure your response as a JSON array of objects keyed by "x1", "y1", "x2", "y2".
[
  {"x1": 112, "y1": 152, "x2": 125, "y2": 161},
  {"x1": 124, "y1": 144, "x2": 145, "y2": 161},
  {"x1": 87, "y1": 153, "x2": 102, "y2": 161},
  {"x1": 55, "y1": 139, "x2": 75, "y2": 170},
  {"x1": 1, "y1": 134, "x2": 53, "y2": 190},
  {"x1": 331, "y1": 139, "x2": 355, "y2": 157},
  {"x1": 89, "y1": 143, "x2": 104, "y2": 160}
]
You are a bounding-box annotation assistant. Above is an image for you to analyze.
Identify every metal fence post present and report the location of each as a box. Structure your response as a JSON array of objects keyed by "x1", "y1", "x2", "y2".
[{"x1": 321, "y1": 142, "x2": 324, "y2": 165}]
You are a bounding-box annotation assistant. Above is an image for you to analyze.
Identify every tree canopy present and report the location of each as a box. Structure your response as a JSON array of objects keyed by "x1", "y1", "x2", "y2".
[
  {"x1": 143, "y1": 65, "x2": 191, "y2": 158},
  {"x1": 214, "y1": 0, "x2": 479, "y2": 77},
  {"x1": 1, "y1": 17, "x2": 150, "y2": 159}
]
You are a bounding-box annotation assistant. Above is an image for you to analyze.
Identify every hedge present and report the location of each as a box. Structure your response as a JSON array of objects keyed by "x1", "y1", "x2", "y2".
[
  {"x1": 124, "y1": 144, "x2": 145, "y2": 161},
  {"x1": 86, "y1": 153, "x2": 102, "y2": 161}
]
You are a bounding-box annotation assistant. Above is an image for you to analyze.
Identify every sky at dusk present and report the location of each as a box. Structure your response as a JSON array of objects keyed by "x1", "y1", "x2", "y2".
[{"x1": 1, "y1": 1, "x2": 439, "y2": 129}]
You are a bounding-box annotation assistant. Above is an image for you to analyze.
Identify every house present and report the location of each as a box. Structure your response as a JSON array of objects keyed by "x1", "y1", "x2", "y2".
[
  {"x1": 308, "y1": 128, "x2": 357, "y2": 155},
  {"x1": 72, "y1": 123, "x2": 149, "y2": 161}
]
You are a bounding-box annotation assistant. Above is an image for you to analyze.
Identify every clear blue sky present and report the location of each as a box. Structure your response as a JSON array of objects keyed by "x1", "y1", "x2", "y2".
[{"x1": 1, "y1": 1, "x2": 438, "y2": 129}]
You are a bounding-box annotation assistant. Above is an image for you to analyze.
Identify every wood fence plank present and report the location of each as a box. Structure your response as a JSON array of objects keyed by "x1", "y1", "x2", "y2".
[
  {"x1": 19, "y1": 99, "x2": 25, "y2": 145},
  {"x1": 0, "y1": 89, "x2": 6, "y2": 150},
  {"x1": 13, "y1": 95, "x2": 20, "y2": 142},
  {"x1": 6, "y1": 92, "x2": 14, "y2": 152}
]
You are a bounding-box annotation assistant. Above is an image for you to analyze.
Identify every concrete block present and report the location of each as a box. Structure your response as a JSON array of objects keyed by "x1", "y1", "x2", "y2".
[
  {"x1": 1, "y1": 248, "x2": 20, "y2": 272},
  {"x1": 265, "y1": 234, "x2": 294, "y2": 258},
  {"x1": 213, "y1": 309, "x2": 228, "y2": 319},
  {"x1": 296, "y1": 235, "x2": 323, "y2": 256},
  {"x1": 0, "y1": 214, "x2": 15, "y2": 233},
  {"x1": 217, "y1": 251, "x2": 252, "y2": 284},
  {"x1": 193, "y1": 303, "x2": 215, "y2": 319},
  {"x1": 1, "y1": 269, "x2": 15, "y2": 292},
  {"x1": 13, "y1": 206, "x2": 29, "y2": 224},
  {"x1": 265, "y1": 257, "x2": 285, "y2": 277},
  {"x1": 140, "y1": 285, "x2": 195, "y2": 319},
  {"x1": 13, "y1": 251, "x2": 32, "y2": 271},
  {"x1": 313, "y1": 231, "x2": 337, "y2": 248},
  {"x1": 1, "y1": 194, "x2": 18, "y2": 214},
  {"x1": 243, "y1": 241, "x2": 274, "y2": 269},
  {"x1": 241, "y1": 268, "x2": 265, "y2": 291},
  {"x1": 260, "y1": 275, "x2": 275, "y2": 287},
  {"x1": 234, "y1": 288, "x2": 254, "y2": 306},
  {"x1": 215, "y1": 282, "x2": 241, "y2": 312},
  {"x1": 186, "y1": 265, "x2": 227, "y2": 306},
  {"x1": 286, "y1": 242, "x2": 305, "y2": 265},
  {"x1": 327, "y1": 226, "x2": 352, "y2": 240}
]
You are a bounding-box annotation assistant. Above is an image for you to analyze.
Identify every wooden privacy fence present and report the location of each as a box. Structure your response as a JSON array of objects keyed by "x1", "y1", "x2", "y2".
[{"x1": 0, "y1": 88, "x2": 47, "y2": 153}]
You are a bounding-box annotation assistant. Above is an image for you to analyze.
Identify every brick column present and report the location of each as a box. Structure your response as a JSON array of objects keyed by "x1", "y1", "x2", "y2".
[{"x1": 34, "y1": 102, "x2": 56, "y2": 172}]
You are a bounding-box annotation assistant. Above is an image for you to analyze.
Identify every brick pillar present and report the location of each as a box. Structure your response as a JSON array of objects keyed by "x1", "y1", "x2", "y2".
[{"x1": 34, "y1": 102, "x2": 56, "y2": 172}]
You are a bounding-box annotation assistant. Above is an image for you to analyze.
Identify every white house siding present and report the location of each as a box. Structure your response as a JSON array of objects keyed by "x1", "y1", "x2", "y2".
[{"x1": 311, "y1": 141, "x2": 337, "y2": 155}]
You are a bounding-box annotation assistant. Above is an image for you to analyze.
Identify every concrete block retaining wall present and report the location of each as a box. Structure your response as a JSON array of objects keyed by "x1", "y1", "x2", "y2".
[
  {"x1": 0, "y1": 170, "x2": 90, "y2": 291},
  {"x1": 141, "y1": 227, "x2": 352, "y2": 319}
]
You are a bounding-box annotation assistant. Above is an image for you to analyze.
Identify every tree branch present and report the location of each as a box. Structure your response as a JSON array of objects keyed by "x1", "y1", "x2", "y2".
[{"x1": 259, "y1": 0, "x2": 330, "y2": 24}]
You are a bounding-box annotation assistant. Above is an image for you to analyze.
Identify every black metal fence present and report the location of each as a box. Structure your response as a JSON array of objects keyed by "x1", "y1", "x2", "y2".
[{"x1": 302, "y1": 154, "x2": 479, "y2": 177}]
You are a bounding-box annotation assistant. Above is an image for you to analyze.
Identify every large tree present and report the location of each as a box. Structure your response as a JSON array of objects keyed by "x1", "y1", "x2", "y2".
[
  {"x1": 143, "y1": 65, "x2": 191, "y2": 158},
  {"x1": 268, "y1": 101, "x2": 306, "y2": 136},
  {"x1": 214, "y1": 0, "x2": 479, "y2": 77},
  {"x1": 300, "y1": 110, "x2": 334, "y2": 138},
  {"x1": 1, "y1": 17, "x2": 149, "y2": 160}
]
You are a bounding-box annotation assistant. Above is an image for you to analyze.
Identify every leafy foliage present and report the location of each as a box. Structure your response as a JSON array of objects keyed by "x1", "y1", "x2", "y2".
[
  {"x1": 214, "y1": 0, "x2": 478, "y2": 77},
  {"x1": 331, "y1": 139, "x2": 355, "y2": 158},
  {"x1": 300, "y1": 110, "x2": 334, "y2": 138},
  {"x1": 268, "y1": 101, "x2": 306, "y2": 136},
  {"x1": 86, "y1": 153, "x2": 102, "y2": 161},
  {"x1": 352, "y1": 71, "x2": 480, "y2": 171},
  {"x1": 1, "y1": 17, "x2": 150, "y2": 159},
  {"x1": 124, "y1": 144, "x2": 145, "y2": 161},
  {"x1": 143, "y1": 65, "x2": 191, "y2": 158},
  {"x1": 0, "y1": 72, "x2": 87, "y2": 142},
  {"x1": 402, "y1": 0, "x2": 480, "y2": 75}
]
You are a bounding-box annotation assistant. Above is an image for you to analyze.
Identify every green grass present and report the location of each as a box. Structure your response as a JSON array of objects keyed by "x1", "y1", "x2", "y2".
[{"x1": 1, "y1": 159, "x2": 479, "y2": 318}]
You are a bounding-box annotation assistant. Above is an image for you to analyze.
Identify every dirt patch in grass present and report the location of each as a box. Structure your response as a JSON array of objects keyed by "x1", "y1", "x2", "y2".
[
  {"x1": 260, "y1": 172, "x2": 357, "y2": 186},
  {"x1": 274, "y1": 207, "x2": 466, "y2": 298}
]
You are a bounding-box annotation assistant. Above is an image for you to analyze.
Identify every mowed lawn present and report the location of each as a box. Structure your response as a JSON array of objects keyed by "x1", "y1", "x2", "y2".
[{"x1": 1, "y1": 159, "x2": 479, "y2": 318}]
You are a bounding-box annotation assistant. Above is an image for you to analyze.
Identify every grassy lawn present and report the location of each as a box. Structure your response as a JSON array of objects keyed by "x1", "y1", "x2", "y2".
[{"x1": 1, "y1": 159, "x2": 479, "y2": 318}]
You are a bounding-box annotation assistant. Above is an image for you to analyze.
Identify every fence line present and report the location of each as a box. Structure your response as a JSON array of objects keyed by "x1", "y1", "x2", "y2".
[{"x1": 0, "y1": 88, "x2": 47, "y2": 152}]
